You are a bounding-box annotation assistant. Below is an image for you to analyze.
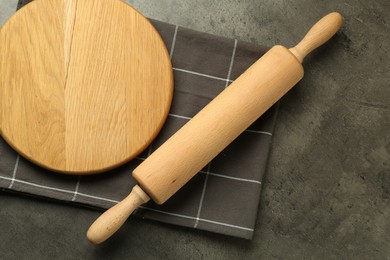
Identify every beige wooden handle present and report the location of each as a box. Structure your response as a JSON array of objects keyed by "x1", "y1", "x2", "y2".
[
  {"x1": 289, "y1": 12, "x2": 343, "y2": 62},
  {"x1": 86, "y1": 185, "x2": 150, "y2": 244}
]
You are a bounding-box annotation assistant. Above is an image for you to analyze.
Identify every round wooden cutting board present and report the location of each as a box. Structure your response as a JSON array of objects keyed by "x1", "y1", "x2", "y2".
[{"x1": 0, "y1": 0, "x2": 173, "y2": 174}]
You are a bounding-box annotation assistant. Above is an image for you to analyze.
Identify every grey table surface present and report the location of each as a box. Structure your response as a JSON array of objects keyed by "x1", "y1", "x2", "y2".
[{"x1": 1, "y1": 0, "x2": 389, "y2": 259}]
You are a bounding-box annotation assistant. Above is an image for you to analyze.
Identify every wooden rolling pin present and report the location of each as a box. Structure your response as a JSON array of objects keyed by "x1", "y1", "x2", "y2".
[{"x1": 87, "y1": 12, "x2": 343, "y2": 244}]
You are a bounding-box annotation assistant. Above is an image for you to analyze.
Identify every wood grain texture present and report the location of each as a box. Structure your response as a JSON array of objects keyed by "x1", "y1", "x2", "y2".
[{"x1": 0, "y1": 0, "x2": 173, "y2": 174}]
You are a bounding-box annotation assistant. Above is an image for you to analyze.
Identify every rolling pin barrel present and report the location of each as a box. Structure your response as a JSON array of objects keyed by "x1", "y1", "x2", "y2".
[{"x1": 133, "y1": 45, "x2": 303, "y2": 204}]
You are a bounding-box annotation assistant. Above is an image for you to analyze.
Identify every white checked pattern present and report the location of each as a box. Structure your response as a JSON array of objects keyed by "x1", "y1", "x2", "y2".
[
  {"x1": 173, "y1": 68, "x2": 234, "y2": 83},
  {"x1": 0, "y1": 175, "x2": 120, "y2": 204},
  {"x1": 225, "y1": 39, "x2": 238, "y2": 88},
  {"x1": 71, "y1": 176, "x2": 81, "y2": 201},
  {"x1": 194, "y1": 162, "x2": 211, "y2": 228},
  {"x1": 139, "y1": 206, "x2": 254, "y2": 231},
  {"x1": 170, "y1": 25, "x2": 179, "y2": 58},
  {"x1": 7, "y1": 155, "x2": 20, "y2": 189},
  {"x1": 0, "y1": 3, "x2": 273, "y2": 236}
]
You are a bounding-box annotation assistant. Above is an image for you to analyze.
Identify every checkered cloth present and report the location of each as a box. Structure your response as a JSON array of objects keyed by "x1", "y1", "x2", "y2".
[{"x1": 0, "y1": 0, "x2": 278, "y2": 239}]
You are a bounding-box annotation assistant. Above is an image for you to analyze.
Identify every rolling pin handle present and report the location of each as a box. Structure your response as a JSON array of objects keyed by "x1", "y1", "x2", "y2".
[
  {"x1": 86, "y1": 185, "x2": 150, "y2": 244},
  {"x1": 289, "y1": 12, "x2": 343, "y2": 62}
]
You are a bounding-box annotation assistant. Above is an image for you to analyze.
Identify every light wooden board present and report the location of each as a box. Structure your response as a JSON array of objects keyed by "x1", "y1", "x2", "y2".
[{"x1": 0, "y1": 0, "x2": 173, "y2": 174}]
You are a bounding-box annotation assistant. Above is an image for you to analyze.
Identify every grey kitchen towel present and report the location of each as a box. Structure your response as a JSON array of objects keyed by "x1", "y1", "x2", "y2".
[{"x1": 0, "y1": 0, "x2": 279, "y2": 239}]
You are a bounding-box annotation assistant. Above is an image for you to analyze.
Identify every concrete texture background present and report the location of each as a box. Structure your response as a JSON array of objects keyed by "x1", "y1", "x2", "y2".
[{"x1": 1, "y1": 0, "x2": 389, "y2": 259}]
